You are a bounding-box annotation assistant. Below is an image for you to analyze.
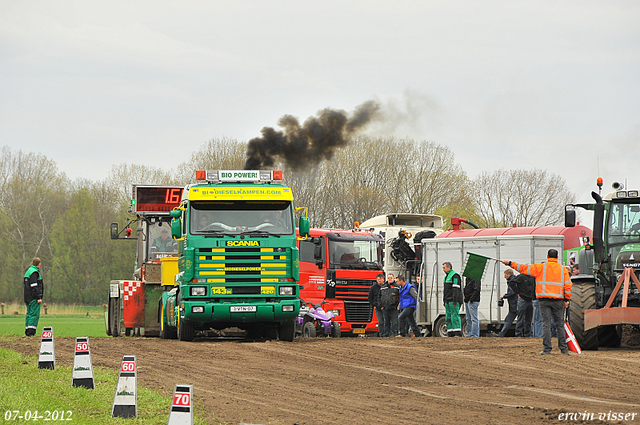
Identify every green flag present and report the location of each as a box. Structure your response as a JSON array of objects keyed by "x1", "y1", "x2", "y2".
[{"x1": 462, "y1": 252, "x2": 492, "y2": 281}]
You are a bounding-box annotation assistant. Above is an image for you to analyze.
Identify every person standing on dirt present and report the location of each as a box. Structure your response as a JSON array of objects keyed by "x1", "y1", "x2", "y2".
[
  {"x1": 379, "y1": 273, "x2": 400, "y2": 337},
  {"x1": 502, "y1": 249, "x2": 572, "y2": 355},
  {"x1": 513, "y1": 273, "x2": 535, "y2": 337},
  {"x1": 442, "y1": 262, "x2": 463, "y2": 337},
  {"x1": 368, "y1": 274, "x2": 385, "y2": 337},
  {"x1": 23, "y1": 258, "x2": 44, "y2": 337},
  {"x1": 498, "y1": 270, "x2": 519, "y2": 337},
  {"x1": 397, "y1": 276, "x2": 421, "y2": 337},
  {"x1": 463, "y1": 277, "x2": 481, "y2": 337}
]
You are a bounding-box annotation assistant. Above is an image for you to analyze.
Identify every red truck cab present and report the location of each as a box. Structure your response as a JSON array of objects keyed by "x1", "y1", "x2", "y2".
[{"x1": 297, "y1": 228, "x2": 384, "y2": 335}]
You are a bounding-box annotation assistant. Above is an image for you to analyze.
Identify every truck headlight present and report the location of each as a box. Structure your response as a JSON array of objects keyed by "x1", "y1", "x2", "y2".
[
  {"x1": 191, "y1": 306, "x2": 204, "y2": 313},
  {"x1": 279, "y1": 286, "x2": 295, "y2": 296},
  {"x1": 282, "y1": 305, "x2": 294, "y2": 312},
  {"x1": 191, "y1": 287, "x2": 206, "y2": 296},
  {"x1": 329, "y1": 310, "x2": 340, "y2": 317}
]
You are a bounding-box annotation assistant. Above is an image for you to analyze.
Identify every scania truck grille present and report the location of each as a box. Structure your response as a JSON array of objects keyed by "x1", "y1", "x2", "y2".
[{"x1": 196, "y1": 247, "x2": 289, "y2": 284}]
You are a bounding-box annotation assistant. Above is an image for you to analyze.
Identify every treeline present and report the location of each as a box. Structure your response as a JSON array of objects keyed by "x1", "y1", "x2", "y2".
[{"x1": 0, "y1": 138, "x2": 575, "y2": 304}]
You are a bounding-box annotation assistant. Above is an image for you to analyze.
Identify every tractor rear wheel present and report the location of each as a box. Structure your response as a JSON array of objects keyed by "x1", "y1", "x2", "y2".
[
  {"x1": 108, "y1": 297, "x2": 120, "y2": 337},
  {"x1": 569, "y1": 281, "x2": 599, "y2": 350}
]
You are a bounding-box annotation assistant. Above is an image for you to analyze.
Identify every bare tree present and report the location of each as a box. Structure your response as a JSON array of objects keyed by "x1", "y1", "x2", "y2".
[
  {"x1": 472, "y1": 169, "x2": 576, "y2": 227},
  {"x1": 284, "y1": 136, "x2": 472, "y2": 229},
  {"x1": 174, "y1": 138, "x2": 246, "y2": 184}
]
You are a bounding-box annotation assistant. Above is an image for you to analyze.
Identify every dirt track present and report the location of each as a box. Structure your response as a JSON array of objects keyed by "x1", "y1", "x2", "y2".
[{"x1": 3, "y1": 333, "x2": 640, "y2": 425}]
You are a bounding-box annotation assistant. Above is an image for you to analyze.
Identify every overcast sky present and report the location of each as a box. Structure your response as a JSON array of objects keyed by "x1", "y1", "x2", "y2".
[{"x1": 1, "y1": 1, "x2": 639, "y2": 217}]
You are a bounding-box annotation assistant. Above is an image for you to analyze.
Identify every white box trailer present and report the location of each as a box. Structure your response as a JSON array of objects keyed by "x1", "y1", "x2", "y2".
[{"x1": 417, "y1": 234, "x2": 565, "y2": 336}]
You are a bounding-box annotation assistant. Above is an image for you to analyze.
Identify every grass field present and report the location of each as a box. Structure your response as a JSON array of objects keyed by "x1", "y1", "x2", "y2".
[
  {"x1": 0, "y1": 314, "x2": 107, "y2": 338},
  {"x1": 0, "y1": 346, "x2": 209, "y2": 424},
  {"x1": 1, "y1": 303, "x2": 104, "y2": 316}
]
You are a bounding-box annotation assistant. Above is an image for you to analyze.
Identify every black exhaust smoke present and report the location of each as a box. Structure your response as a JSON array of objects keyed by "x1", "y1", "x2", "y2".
[{"x1": 244, "y1": 100, "x2": 381, "y2": 170}]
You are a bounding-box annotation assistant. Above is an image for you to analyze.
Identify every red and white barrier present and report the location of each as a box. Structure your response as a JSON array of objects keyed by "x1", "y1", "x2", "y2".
[{"x1": 564, "y1": 322, "x2": 582, "y2": 354}]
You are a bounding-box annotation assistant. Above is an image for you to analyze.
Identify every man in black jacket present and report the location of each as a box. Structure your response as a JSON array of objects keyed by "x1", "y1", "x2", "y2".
[
  {"x1": 513, "y1": 273, "x2": 535, "y2": 337},
  {"x1": 498, "y1": 269, "x2": 518, "y2": 337},
  {"x1": 463, "y1": 278, "x2": 481, "y2": 337},
  {"x1": 368, "y1": 274, "x2": 385, "y2": 336},
  {"x1": 379, "y1": 273, "x2": 400, "y2": 337},
  {"x1": 23, "y1": 258, "x2": 44, "y2": 337}
]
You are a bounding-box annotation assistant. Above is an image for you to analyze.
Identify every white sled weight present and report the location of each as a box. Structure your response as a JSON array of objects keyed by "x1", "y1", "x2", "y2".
[
  {"x1": 71, "y1": 337, "x2": 94, "y2": 389},
  {"x1": 38, "y1": 327, "x2": 55, "y2": 369},
  {"x1": 112, "y1": 355, "x2": 137, "y2": 418},
  {"x1": 167, "y1": 385, "x2": 194, "y2": 425}
]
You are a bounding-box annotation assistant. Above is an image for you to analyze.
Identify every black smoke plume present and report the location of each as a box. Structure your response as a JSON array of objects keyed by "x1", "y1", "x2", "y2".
[{"x1": 244, "y1": 100, "x2": 381, "y2": 170}]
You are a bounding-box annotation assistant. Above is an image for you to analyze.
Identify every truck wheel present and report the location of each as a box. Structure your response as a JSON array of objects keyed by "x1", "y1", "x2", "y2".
[
  {"x1": 160, "y1": 313, "x2": 177, "y2": 339},
  {"x1": 433, "y1": 315, "x2": 448, "y2": 337},
  {"x1": 569, "y1": 281, "x2": 599, "y2": 350},
  {"x1": 460, "y1": 315, "x2": 468, "y2": 337},
  {"x1": 598, "y1": 325, "x2": 622, "y2": 348},
  {"x1": 279, "y1": 319, "x2": 295, "y2": 342},
  {"x1": 330, "y1": 321, "x2": 341, "y2": 338},
  {"x1": 264, "y1": 327, "x2": 279, "y2": 340},
  {"x1": 302, "y1": 322, "x2": 316, "y2": 338},
  {"x1": 178, "y1": 317, "x2": 195, "y2": 341}
]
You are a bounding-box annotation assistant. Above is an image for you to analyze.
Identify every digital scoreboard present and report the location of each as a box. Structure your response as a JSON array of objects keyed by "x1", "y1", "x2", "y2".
[{"x1": 133, "y1": 186, "x2": 184, "y2": 213}]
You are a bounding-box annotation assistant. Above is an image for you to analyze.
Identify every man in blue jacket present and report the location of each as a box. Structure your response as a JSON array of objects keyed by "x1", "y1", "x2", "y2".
[
  {"x1": 23, "y1": 258, "x2": 44, "y2": 337},
  {"x1": 397, "y1": 276, "x2": 421, "y2": 337}
]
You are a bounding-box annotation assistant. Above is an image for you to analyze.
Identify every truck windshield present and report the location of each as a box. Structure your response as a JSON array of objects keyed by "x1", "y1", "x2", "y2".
[
  {"x1": 608, "y1": 202, "x2": 640, "y2": 245},
  {"x1": 190, "y1": 201, "x2": 294, "y2": 236},
  {"x1": 329, "y1": 240, "x2": 382, "y2": 270}
]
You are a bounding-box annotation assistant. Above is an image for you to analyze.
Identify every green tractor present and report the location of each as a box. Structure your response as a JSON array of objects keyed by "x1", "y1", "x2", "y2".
[{"x1": 565, "y1": 180, "x2": 640, "y2": 349}]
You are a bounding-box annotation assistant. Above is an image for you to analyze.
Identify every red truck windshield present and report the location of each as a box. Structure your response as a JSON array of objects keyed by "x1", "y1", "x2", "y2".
[{"x1": 329, "y1": 240, "x2": 382, "y2": 270}]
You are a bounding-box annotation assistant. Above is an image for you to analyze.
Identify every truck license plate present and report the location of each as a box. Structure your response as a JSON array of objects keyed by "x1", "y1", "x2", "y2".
[
  {"x1": 353, "y1": 329, "x2": 365, "y2": 334},
  {"x1": 230, "y1": 306, "x2": 257, "y2": 313}
]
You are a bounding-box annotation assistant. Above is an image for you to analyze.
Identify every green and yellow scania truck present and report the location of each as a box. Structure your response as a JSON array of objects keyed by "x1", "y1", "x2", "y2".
[{"x1": 108, "y1": 170, "x2": 309, "y2": 341}]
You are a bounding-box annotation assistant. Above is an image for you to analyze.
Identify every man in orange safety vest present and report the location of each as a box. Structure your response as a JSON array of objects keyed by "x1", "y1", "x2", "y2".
[{"x1": 502, "y1": 249, "x2": 572, "y2": 355}]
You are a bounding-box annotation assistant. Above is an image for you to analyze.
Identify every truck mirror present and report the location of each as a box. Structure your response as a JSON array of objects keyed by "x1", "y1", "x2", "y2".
[
  {"x1": 170, "y1": 209, "x2": 182, "y2": 218},
  {"x1": 110, "y1": 223, "x2": 119, "y2": 239},
  {"x1": 299, "y1": 216, "x2": 310, "y2": 238},
  {"x1": 565, "y1": 207, "x2": 576, "y2": 227},
  {"x1": 171, "y1": 217, "x2": 182, "y2": 239}
]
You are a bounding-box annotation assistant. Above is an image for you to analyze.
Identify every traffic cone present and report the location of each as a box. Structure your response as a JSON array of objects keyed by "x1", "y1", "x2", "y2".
[
  {"x1": 111, "y1": 355, "x2": 137, "y2": 418},
  {"x1": 564, "y1": 322, "x2": 582, "y2": 354},
  {"x1": 71, "y1": 337, "x2": 95, "y2": 388},
  {"x1": 38, "y1": 327, "x2": 55, "y2": 369},
  {"x1": 167, "y1": 385, "x2": 194, "y2": 425}
]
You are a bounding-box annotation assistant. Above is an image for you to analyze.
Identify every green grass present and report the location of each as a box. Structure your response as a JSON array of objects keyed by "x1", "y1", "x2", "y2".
[
  {"x1": 0, "y1": 315, "x2": 108, "y2": 338},
  {"x1": 0, "y1": 347, "x2": 211, "y2": 424},
  {"x1": 1, "y1": 303, "x2": 105, "y2": 315}
]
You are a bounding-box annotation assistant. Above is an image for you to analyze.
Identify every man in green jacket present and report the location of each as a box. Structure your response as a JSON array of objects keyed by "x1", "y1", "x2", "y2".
[
  {"x1": 442, "y1": 262, "x2": 464, "y2": 337},
  {"x1": 24, "y1": 258, "x2": 44, "y2": 337}
]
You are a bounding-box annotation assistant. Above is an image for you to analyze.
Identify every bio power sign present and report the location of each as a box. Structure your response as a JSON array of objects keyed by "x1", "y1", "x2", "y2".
[{"x1": 220, "y1": 171, "x2": 259, "y2": 182}]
